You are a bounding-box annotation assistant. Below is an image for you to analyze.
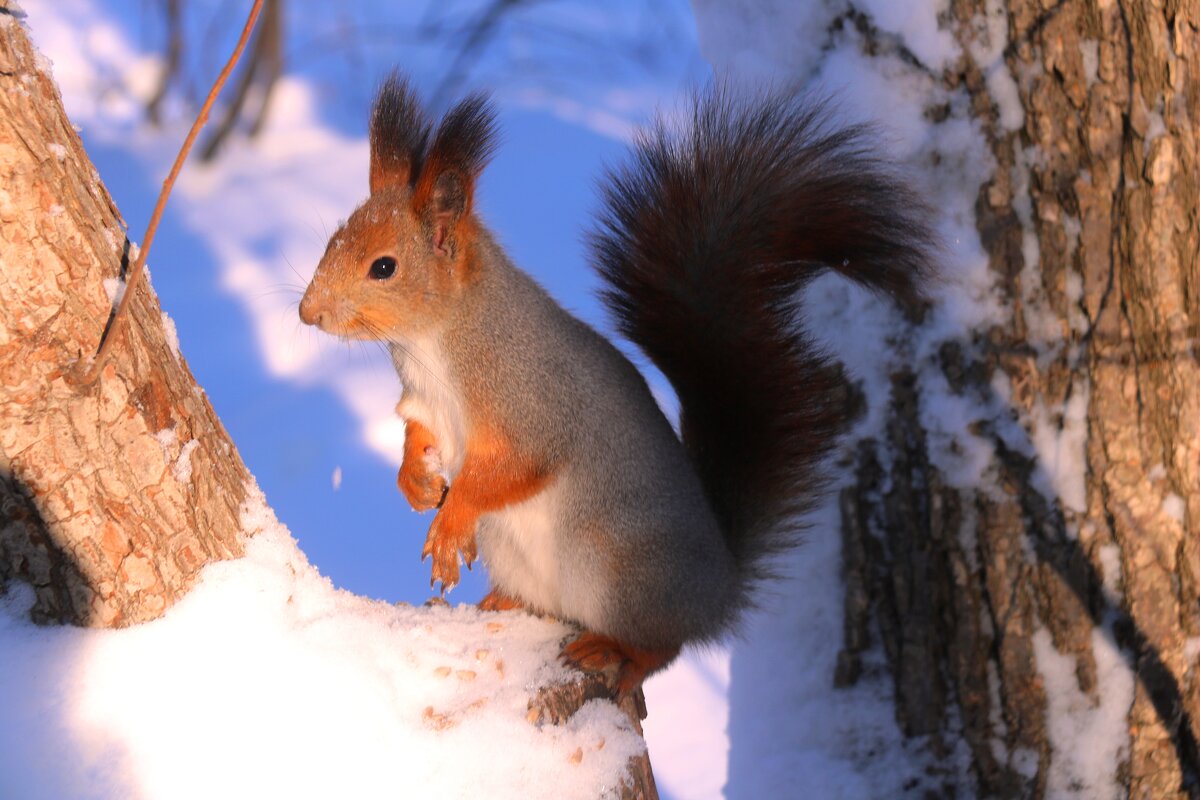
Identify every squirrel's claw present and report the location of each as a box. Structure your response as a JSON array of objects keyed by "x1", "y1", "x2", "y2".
[{"x1": 422, "y1": 511, "x2": 475, "y2": 594}]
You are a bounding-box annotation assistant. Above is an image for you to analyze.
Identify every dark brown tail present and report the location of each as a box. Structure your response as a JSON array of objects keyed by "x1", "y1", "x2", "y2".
[{"x1": 590, "y1": 84, "x2": 936, "y2": 585}]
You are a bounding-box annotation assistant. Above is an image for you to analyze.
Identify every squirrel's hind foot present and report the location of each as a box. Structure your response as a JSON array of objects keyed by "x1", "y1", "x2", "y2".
[
  {"x1": 477, "y1": 588, "x2": 525, "y2": 612},
  {"x1": 561, "y1": 632, "x2": 680, "y2": 694}
]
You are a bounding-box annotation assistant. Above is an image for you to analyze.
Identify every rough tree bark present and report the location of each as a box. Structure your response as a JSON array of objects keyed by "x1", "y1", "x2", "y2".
[
  {"x1": 837, "y1": 3, "x2": 1199, "y2": 798},
  {"x1": 0, "y1": 0, "x2": 252, "y2": 627},
  {"x1": 0, "y1": 7, "x2": 657, "y2": 797}
]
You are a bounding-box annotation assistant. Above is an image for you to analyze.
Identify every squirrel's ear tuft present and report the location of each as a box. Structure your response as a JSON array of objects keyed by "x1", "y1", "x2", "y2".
[
  {"x1": 370, "y1": 73, "x2": 431, "y2": 195},
  {"x1": 413, "y1": 93, "x2": 499, "y2": 255}
]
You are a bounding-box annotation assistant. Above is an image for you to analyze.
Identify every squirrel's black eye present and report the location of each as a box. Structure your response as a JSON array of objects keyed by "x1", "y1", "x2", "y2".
[{"x1": 369, "y1": 256, "x2": 397, "y2": 280}]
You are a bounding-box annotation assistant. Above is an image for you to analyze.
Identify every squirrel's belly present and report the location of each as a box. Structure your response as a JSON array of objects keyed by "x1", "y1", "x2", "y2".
[{"x1": 477, "y1": 478, "x2": 569, "y2": 617}]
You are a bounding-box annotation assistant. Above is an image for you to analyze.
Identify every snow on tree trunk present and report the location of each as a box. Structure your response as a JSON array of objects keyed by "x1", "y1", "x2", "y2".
[
  {"x1": 0, "y1": 0, "x2": 251, "y2": 627},
  {"x1": 831, "y1": 3, "x2": 1198, "y2": 798}
]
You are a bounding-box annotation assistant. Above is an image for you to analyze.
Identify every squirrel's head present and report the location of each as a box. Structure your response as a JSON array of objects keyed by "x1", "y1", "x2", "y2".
[{"x1": 300, "y1": 74, "x2": 498, "y2": 340}]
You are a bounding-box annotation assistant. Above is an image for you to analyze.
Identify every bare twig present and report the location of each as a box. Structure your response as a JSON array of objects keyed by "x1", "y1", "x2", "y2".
[
  {"x1": 81, "y1": 0, "x2": 265, "y2": 384},
  {"x1": 200, "y1": 0, "x2": 283, "y2": 161}
]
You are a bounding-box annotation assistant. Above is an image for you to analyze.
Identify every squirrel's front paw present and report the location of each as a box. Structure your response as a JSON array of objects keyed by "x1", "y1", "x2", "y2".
[
  {"x1": 422, "y1": 511, "x2": 478, "y2": 594},
  {"x1": 398, "y1": 447, "x2": 448, "y2": 512}
]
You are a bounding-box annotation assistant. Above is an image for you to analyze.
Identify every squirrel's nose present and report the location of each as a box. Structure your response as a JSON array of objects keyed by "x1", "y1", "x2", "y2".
[{"x1": 298, "y1": 290, "x2": 328, "y2": 328}]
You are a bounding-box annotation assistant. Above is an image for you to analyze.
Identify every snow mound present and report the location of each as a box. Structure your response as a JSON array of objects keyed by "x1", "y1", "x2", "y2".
[{"x1": 0, "y1": 486, "x2": 646, "y2": 800}]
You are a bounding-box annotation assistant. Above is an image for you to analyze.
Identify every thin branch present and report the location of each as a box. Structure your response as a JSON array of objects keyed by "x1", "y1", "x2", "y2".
[
  {"x1": 80, "y1": 0, "x2": 265, "y2": 385},
  {"x1": 200, "y1": 0, "x2": 283, "y2": 161}
]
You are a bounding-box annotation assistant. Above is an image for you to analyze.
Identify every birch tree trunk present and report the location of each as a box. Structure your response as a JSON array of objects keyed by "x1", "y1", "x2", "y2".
[{"x1": 836, "y1": 2, "x2": 1200, "y2": 798}]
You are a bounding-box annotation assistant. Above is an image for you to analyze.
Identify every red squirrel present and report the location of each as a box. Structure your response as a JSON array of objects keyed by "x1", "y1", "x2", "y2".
[{"x1": 299, "y1": 74, "x2": 933, "y2": 691}]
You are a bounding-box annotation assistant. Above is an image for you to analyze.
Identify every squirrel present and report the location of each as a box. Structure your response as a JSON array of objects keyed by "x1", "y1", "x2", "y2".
[{"x1": 299, "y1": 74, "x2": 934, "y2": 692}]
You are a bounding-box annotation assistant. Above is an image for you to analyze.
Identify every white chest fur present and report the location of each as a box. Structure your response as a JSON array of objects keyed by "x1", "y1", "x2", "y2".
[{"x1": 390, "y1": 336, "x2": 467, "y2": 476}]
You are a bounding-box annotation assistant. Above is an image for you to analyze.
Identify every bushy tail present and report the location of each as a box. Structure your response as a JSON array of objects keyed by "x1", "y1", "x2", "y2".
[{"x1": 590, "y1": 84, "x2": 935, "y2": 580}]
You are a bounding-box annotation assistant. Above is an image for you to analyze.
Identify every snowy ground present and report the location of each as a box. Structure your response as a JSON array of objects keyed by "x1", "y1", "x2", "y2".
[{"x1": 0, "y1": 488, "x2": 648, "y2": 800}]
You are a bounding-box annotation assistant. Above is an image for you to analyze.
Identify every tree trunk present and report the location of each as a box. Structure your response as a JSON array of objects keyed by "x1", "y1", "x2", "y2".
[
  {"x1": 0, "y1": 8, "x2": 658, "y2": 797},
  {"x1": 838, "y1": 2, "x2": 1199, "y2": 798},
  {"x1": 0, "y1": 0, "x2": 252, "y2": 627}
]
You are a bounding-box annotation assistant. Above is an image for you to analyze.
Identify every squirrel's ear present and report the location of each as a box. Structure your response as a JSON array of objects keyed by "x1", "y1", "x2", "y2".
[
  {"x1": 369, "y1": 73, "x2": 430, "y2": 195},
  {"x1": 413, "y1": 93, "x2": 498, "y2": 256}
]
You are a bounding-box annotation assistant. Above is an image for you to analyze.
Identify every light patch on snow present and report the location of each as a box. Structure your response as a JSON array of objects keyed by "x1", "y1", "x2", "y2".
[
  {"x1": 1097, "y1": 544, "x2": 1123, "y2": 605},
  {"x1": 0, "y1": 485, "x2": 648, "y2": 800},
  {"x1": 986, "y1": 660, "x2": 1009, "y2": 763},
  {"x1": 160, "y1": 310, "x2": 180, "y2": 361},
  {"x1": 331, "y1": 466, "x2": 343, "y2": 492},
  {"x1": 173, "y1": 439, "x2": 199, "y2": 484},
  {"x1": 1032, "y1": 626, "x2": 1134, "y2": 799},
  {"x1": 1162, "y1": 492, "x2": 1186, "y2": 524},
  {"x1": 1142, "y1": 107, "x2": 1166, "y2": 155},
  {"x1": 856, "y1": 0, "x2": 960, "y2": 69},
  {"x1": 1080, "y1": 40, "x2": 1099, "y2": 87},
  {"x1": 726, "y1": 488, "x2": 947, "y2": 799},
  {"x1": 1026, "y1": 377, "x2": 1090, "y2": 516},
  {"x1": 965, "y1": 0, "x2": 1024, "y2": 132},
  {"x1": 985, "y1": 64, "x2": 1024, "y2": 132},
  {"x1": 152, "y1": 426, "x2": 177, "y2": 460},
  {"x1": 642, "y1": 647, "x2": 730, "y2": 799}
]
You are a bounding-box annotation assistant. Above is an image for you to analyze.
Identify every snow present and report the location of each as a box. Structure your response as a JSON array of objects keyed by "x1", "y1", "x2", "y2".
[
  {"x1": 1027, "y1": 378, "x2": 1090, "y2": 516},
  {"x1": 1080, "y1": 40, "x2": 1100, "y2": 87},
  {"x1": 1097, "y1": 544, "x2": 1124, "y2": 604},
  {"x1": 726, "y1": 490, "x2": 952, "y2": 799},
  {"x1": 331, "y1": 465, "x2": 343, "y2": 491},
  {"x1": 160, "y1": 311, "x2": 180, "y2": 361},
  {"x1": 101, "y1": 277, "x2": 124, "y2": 305},
  {"x1": 640, "y1": 647, "x2": 730, "y2": 798},
  {"x1": 1163, "y1": 492, "x2": 1186, "y2": 524},
  {"x1": 172, "y1": 439, "x2": 199, "y2": 484},
  {"x1": 1032, "y1": 626, "x2": 1135, "y2": 800},
  {"x1": 48, "y1": 142, "x2": 69, "y2": 161},
  {"x1": 0, "y1": 484, "x2": 647, "y2": 800}
]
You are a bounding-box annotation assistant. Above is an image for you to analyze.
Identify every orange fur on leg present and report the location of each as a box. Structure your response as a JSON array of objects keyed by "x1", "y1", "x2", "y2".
[
  {"x1": 424, "y1": 428, "x2": 551, "y2": 593},
  {"x1": 397, "y1": 419, "x2": 447, "y2": 512},
  {"x1": 561, "y1": 632, "x2": 681, "y2": 694}
]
